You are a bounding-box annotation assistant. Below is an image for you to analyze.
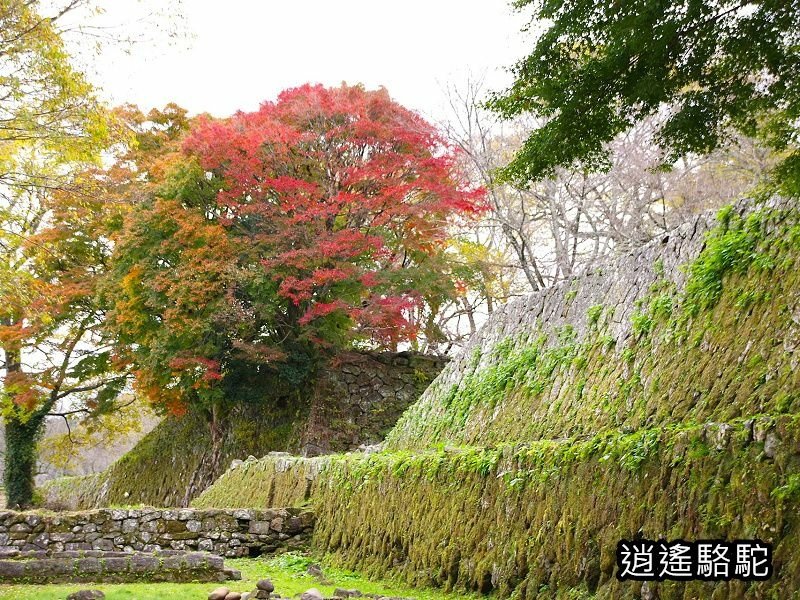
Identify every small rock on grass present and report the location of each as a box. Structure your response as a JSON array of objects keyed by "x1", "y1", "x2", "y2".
[
  {"x1": 307, "y1": 564, "x2": 323, "y2": 576},
  {"x1": 334, "y1": 589, "x2": 363, "y2": 598},
  {"x1": 209, "y1": 587, "x2": 230, "y2": 600},
  {"x1": 301, "y1": 588, "x2": 324, "y2": 600},
  {"x1": 225, "y1": 593, "x2": 242, "y2": 600},
  {"x1": 67, "y1": 591, "x2": 105, "y2": 600},
  {"x1": 256, "y1": 578, "x2": 275, "y2": 592}
]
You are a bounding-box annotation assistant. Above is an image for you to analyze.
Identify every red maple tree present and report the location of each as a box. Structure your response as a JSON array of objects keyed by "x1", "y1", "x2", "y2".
[
  {"x1": 183, "y1": 83, "x2": 485, "y2": 348},
  {"x1": 109, "y1": 84, "x2": 485, "y2": 420}
]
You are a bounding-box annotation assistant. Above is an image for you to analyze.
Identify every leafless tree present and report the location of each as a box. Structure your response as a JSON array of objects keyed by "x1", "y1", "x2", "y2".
[{"x1": 441, "y1": 75, "x2": 776, "y2": 296}]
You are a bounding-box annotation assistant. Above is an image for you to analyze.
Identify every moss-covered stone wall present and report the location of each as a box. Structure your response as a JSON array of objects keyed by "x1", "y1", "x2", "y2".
[
  {"x1": 314, "y1": 416, "x2": 800, "y2": 599},
  {"x1": 386, "y1": 200, "x2": 800, "y2": 450},
  {"x1": 40, "y1": 402, "x2": 303, "y2": 510},
  {"x1": 192, "y1": 454, "x2": 329, "y2": 510},
  {"x1": 40, "y1": 352, "x2": 444, "y2": 510},
  {"x1": 140, "y1": 199, "x2": 800, "y2": 598}
]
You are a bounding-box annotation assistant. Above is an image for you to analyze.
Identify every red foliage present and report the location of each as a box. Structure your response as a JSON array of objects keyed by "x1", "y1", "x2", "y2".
[{"x1": 182, "y1": 84, "x2": 485, "y2": 347}]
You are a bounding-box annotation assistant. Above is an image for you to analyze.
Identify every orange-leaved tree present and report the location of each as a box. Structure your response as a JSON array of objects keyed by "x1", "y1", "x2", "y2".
[
  {"x1": 107, "y1": 84, "x2": 485, "y2": 466},
  {"x1": 0, "y1": 0, "x2": 121, "y2": 508}
]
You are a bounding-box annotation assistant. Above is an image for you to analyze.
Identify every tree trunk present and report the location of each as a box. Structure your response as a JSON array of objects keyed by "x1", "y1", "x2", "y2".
[
  {"x1": 208, "y1": 403, "x2": 225, "y2": 477},
  {"x1": 2, "y1": 334, "x2": 47, "y2": 510},
  {"x1": 4, "y1": 413, "x2": 45, "y2": 509},
  {"x1": 180, "y1": 405, "x2": 228, "y2": 507}
]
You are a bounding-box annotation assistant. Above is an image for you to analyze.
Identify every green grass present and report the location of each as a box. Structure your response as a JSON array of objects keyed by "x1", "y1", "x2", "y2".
[{"x1": 0, "y1": 552, "x2": 480, "y2": 600}]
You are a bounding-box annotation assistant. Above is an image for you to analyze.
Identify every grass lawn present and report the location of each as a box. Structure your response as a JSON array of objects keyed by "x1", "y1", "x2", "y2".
[{"x1": 0, "y1": 551, "x2": 480, "y2": 600}]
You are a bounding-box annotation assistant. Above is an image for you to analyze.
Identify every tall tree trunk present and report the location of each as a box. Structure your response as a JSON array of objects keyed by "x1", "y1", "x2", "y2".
[
  {"x1": 2, "y1": 330, "x2": 54, "y2": 509},
  {"x1": 4, "y1": 413, "x2": 45, "y2": 509},
  {"x1": 181, "y1": 405, "x2": 227, "y2": 507},
  {"x1": 208, "y1": 402, "x2": 225, "y2": 477},
  {"x1": 2, "y1": 336, "x2": 47, "y2": 509}
]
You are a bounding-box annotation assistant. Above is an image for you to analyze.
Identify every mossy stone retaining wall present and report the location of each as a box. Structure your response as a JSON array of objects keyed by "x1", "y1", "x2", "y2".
[
  {"x1": 192, "y1": 454, "x2": 329, "y2": 510},
  {"x1": 40, "y1": 352, "x2": 444, "y2": 510},
  {"x1": 386, "y1": 200, "x2": 800, "y2": 450},
  {"x1": 314, "y1": 416, "x2": 800, "y2": 599},
  {"x1": 139, "y1": 199, "x2": 800, "y2": 599}
]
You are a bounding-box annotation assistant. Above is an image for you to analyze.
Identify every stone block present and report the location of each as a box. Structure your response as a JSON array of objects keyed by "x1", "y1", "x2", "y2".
[
  {"x1": 161, "y1": 555, "x2": 188, "y2": 569},
  {"x1": 139, "y1": 511, "x2": 161, "y2": 523},
  {"x1": 198, "y1": 538, "x2": 213, "y2": 551},
  {"x1": 129, "y1": 554, "x2": 160, "y2": 573},
  {"x1": 121, "y1": 519, "x2": 138, "y2": 534},
  {"x1": 92, "y1": 538, "x2": 114, "y2": 551},
  {"x1": 0, "y1": 560, "x2": 27, "y2": 578},
  {"x1": 249, "y1": 521, "x2": 272, "y2": 535},
  {"x1": 187, "y1": 520, "x2": 202, "y2": 532},
  {"x1": 37, "y1": 558, "x2": 76, "y2": 576},
  {"x1": 24, "y1": 515, "x2": 41, "y2": 528},
  {"x1": 185, "y1": 553, "x2": 208, "y2": 568},
  {"x1": 285, "y1": 517, "x2": 303, "y2": 534},
  {"x1": 100, "y1": 556, "x2": 130, "y2": 572},
  {"x1": 209, "y1": 587, "x2": 230, "y2": 600},
  {"x1": 67, "y1": 590, "x2": 105, "y2": 600},
  {"x1": 76, "y1": 557, "x2": 103, "y2": 574}
]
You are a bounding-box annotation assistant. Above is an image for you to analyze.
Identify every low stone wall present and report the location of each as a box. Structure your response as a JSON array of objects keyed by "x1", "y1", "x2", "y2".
[
  {"x1": 0, "y1": 507, "x2": 314, "y2": 558},
  {"x1": 0, "y1": 549, "x2": 240, "y2": 584}
]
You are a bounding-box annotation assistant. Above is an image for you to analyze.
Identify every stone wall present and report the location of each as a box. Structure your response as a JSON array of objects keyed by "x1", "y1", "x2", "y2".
[
  {"x1": 0, "y1": 549, "x2": 240, "y2": 584},
  {"x1": 0, "y1": 507, "x2": 314, "y2": 558},
  {"x1": 192, "y1": 199, "x2": 800, "y2": 599},
  {"x1": 192, "y1": 454, "x2": 330, "y2": 510},
  {"x1": 40, "y1": 351, "x2": 446, "y2": 510},
  {"x1": 299, "y1": 352, "x2": 446, "y2": 456},
  {"x1": 386, "y1": 197, "x2": 800, "y2": 449}
]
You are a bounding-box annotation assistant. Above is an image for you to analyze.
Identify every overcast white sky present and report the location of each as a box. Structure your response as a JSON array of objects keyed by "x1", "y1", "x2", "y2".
[{"x1": 80, "y1": 0, "x2": 531, "y2": 123}]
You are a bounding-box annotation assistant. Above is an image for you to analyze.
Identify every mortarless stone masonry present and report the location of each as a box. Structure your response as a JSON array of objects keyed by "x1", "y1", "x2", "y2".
[
  {"x1": 0, "y1": 507, "x2": 314, "y2": 558},
  {"x1": 0, "y1": 549, "x2": 241, "y2": 584}
]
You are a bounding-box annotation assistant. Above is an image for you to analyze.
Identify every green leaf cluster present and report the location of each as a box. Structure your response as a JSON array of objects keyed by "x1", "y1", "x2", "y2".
[{"x1": 490, "y1": 0, "x2": 800, "y2": 191}]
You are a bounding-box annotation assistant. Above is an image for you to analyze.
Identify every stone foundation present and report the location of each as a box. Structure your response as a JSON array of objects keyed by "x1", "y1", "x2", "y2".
[
  {"x1": 0, "y1": 549, "x2": 240, "y2": 583},
  {"x1": 0, "y1": 507, "x2": 314, "y2": 558}
]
